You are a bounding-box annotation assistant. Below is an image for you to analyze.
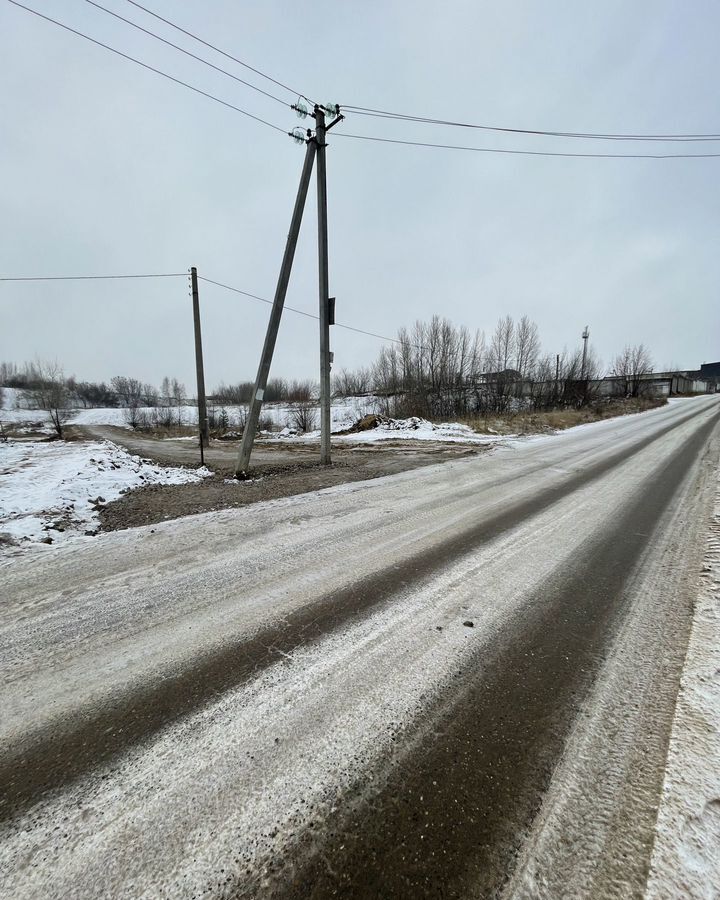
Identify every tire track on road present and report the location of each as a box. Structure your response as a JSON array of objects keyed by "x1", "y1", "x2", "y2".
[
  {"x1": 0, "y1": 403, "x2": 715, "y2": 827},
  {"x1": 264, "y1": 411, "x2": 720, "y2": 900}
]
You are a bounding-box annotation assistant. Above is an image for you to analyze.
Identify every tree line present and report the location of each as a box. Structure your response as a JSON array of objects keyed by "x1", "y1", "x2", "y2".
[
  {"x1": 1, "y1": 316, "x2": 658, "y2": 437},
  {"x1": 332, "y1": 314, "x2": 654, "y2": 418}
]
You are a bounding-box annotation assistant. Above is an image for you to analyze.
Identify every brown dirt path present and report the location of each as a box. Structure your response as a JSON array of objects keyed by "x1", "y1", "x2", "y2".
[{"x1": 71, "y1": 425, "x2": 488, "y2": 531}]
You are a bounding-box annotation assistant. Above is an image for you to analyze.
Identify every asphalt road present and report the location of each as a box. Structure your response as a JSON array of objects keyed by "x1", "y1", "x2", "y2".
[{"x1": 2, "y1": 397, "x2": 719, "y2": 899}]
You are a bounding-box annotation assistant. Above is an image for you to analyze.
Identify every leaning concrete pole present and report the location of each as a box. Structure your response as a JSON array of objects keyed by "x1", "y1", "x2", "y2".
[{"x1": 235, "y1": 137, "x2": 317, "y2": 477}]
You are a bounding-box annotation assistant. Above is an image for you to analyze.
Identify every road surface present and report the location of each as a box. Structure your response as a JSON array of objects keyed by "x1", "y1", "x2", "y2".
[{"x1": 2, "y1": 396, "x2": 719, "y2": 899}]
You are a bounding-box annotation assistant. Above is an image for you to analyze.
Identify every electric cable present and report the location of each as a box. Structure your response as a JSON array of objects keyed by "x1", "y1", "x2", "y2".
[
  {"x1": 123, "y1": 0, "x2": 313, "y2": 104},
  {"x1": 83, "y1": 0, "x2": 289, "y2": 108},
  {"x1": 6, "y1": 0, "x2": 287, "y2": 134},
  {"x1": 0, "y1": 273, "x2": 186, "y2": 281},
  {"x1": 198, "y1": 276, "x2": 425, "y2": 349},
  {"x1": 335, "y1": 131, "x2": 720, "y2": 159},
  {"x1": 341, "y1": 104, "x2": 720, "y2": 143}
]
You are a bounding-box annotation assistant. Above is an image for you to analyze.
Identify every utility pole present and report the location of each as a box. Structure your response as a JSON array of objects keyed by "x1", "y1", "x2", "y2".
[
  {"x1": 555, "y1": 352, "x2": 560, "y2": 403},
  {"x1": 235, "y1": 135, "x2": 317, "y2": 477},
  {"x1": 190, "y1": 266, "x2": 209, "y2": 464},
  {"x1": 581, "y1": 326, "x2": 590, "y2": 380},
  {"x1": 580, "y1": 326, "x2": 590, "y2": 407},
  {"x1": 316, "y1": 105, "x2": 331, "y2": 466}
]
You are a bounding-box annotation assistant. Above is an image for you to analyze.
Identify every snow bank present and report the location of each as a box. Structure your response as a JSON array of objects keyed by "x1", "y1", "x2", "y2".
[
  {"x1": 337, "y1": 416, "x2": 500, "y2": 444},
  {"x1": 274, "y1": 415, "x2": 501, "y2": 445},
  {"x1": 645, "y1": 469, "x2": 720, "y2": 898},
  {"x1": 0, "y1": 440, "x2": 210, "y2": 549}
]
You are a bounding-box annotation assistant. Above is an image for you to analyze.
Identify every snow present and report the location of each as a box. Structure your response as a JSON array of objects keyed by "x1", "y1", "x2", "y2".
[
  {"x1": 1, "y1": 387, "x2": 22, "y2": 410},
  {"x1": 0, "y1": 393, "x2": 506, "y2": 445},
  {"x1": 0, "y1": 395, "x2": 381, "y2": 432},
  {"x1": 274, "y1": 415, "x2": 503, "y2": 445},
  {"x1": 1, "y1": 395, "x2": 718, "y2": 897},
  {"x1": 645, "y1": 467, "x2": 720, "y2": 899},
  {"x1": 0, "y1": 440, "x2": 210, "y2": 549}
]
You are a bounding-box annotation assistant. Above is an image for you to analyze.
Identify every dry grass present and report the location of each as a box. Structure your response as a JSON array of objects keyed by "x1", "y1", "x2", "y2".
[{"x1": 458, "y1": 397, "x2": 668, "y2": 436}]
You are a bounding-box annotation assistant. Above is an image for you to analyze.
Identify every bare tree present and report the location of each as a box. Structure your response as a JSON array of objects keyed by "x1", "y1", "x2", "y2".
[
  {"x1": 141, "y1": 383, "x2": 159, "y2": 406},
  {"x1": 266, "y1": 378, "x2": 287, "y2": 402},
  {"x1": 110, "y1": 376, "x2": 143, "y2": 408},
  {"x1": 74, "y1": 381, "x2": 116, "y2": 408},
  {"x1": 485, "y1": 316, "x2": 518, "y2": 411},
  {"x1": 0, "y1": 362, "x2": 19, "y2": 385},
  {"x1": 488, "y1": 315, "x2": 515, "y2": 374},
  {"x1": 287, "y1": 380, "x2": 315, "y2": 402},
  {"x1": 22, "y1": 360, "x2": 71, "y2": 438},
  {"x1": 612, "y1": 344, "x2": 653, "y2": 397},
  {"x1": 514, "y1": 315, "x2": 540, "y2": 379},
  {"x1": 288, "y1": 402, "x2": 317, "y2": 433},
  {"x1": 170, "y1": 378, "x2": 186, "y2": 406},
  {"x1": 161, "y1": 376, "x2": 172, "y2": 406},
  {"x1": 333, "y1": 367, "x2": 372, "y2": 397},
  {"x1": 212, "y1": 382, "x2": 254, "y2": 405}
]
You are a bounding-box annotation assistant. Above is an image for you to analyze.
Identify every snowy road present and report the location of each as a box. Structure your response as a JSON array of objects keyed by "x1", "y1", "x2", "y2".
[{"x1": 1, "y1": 396, "x2": 719, "y2": 899}]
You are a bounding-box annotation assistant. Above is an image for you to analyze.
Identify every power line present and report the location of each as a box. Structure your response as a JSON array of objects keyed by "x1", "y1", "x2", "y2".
[
  {"x1": 198, "y1": 276, "x2": 417, "y2": 348},
  {"x1": 0, "y1": 273, "x2": 186, "y2": 281},
  {"x1": 0, "y1": 270, "x2": 429, "y2": 352},
  {"x1": 83, "y1": 0, "x2": 289, "y2": 108},
  {"x1": 123, "y1": 0, "x2": 313, "y2": 104},
  {"x1": 335, "y1": 131, "x2": 720, "y2": 159},
  {"x1": 6, "y1": 0, "x2": 287, "y2": 134},
  {"x1": 199, "y1": 276, "x2": 317, "y2": 321},
  {"x1": 341, "y1": 104, "x2": 720, "y2": 143}
]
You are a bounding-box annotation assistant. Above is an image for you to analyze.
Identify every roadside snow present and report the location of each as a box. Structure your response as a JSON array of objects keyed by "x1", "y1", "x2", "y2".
[
  {"x1": 0, "y1": 440, "x2": 210, "y2": 549},
  {"x1": 645, "y1": 468, "x2": 720, "y2": 899},
  {"x1": 276, "y1": 416, "x2": 502, "y2": 445}
]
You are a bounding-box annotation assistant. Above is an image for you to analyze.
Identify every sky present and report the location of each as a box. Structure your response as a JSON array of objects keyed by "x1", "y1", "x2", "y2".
[{"x1": 2, "y1": 0, "x2": 719, "y2": 391}]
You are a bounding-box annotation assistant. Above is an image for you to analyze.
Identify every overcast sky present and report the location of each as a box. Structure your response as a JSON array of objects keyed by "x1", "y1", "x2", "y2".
[{"x1": 2, "y1": 0, "x2": 719, "y2": 391}]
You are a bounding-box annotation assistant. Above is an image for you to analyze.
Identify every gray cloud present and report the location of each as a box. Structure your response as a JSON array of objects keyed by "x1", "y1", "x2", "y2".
[{"x1": 2, "y1": 0, "x2": 718, "y2": 391}]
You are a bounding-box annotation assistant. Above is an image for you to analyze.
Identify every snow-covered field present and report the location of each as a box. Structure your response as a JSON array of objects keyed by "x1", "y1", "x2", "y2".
[
  {"x1": 1, "y1": 389, "x2": 514, "y2": 445},
  {"x1": 0, "y1": 388, "x2": 379, "y2": 434},
  {"x1": 0, "y1": 440, "x2": 209, "y2": 549}
]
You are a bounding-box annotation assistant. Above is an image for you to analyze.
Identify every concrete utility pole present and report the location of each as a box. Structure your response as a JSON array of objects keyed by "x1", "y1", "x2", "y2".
[
  {"x1": 315, "y1": 106, "x2": 332, "y2": 466},
  {"x1": 555, "y1": 352, "x2": 560, "y2": 402},
  {"x1": 190, "y1": 267, "x2": 209, "y2": 463},
  {"x1": 581, "y1": 326, "x2": 590, "y2": 380},
  {"x1": 235, "y1": 136, "x2": 317, "y2": 477}
]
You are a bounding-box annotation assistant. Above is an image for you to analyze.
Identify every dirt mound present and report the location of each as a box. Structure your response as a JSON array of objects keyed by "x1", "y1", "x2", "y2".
[{"x1": 340, "y1": 414, "x2": 390, "y2": 434}]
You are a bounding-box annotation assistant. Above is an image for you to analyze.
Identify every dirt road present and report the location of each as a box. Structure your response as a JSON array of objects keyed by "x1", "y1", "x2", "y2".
[
  {"x1": 74, "y1": 424, "x2": 489, "y2": 531},
  {"x1": 2, "y1": 397, "x2": 719, "y2": 899}
]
